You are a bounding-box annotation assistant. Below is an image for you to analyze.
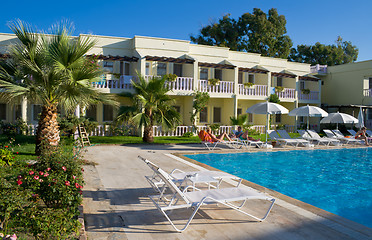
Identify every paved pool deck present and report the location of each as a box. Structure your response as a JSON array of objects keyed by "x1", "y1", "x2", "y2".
[{"x1": 82, "y1": 144, "x2": 372, "y2": 240}]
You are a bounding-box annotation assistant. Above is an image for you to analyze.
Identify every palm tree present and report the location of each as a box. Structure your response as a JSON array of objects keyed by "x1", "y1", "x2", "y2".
[
  {"x1": 116, "y1": 75, "x2": 180, "y2": 143},
  {"x1": 0, "y1": 21, "x2": 117, "y2": 154}
]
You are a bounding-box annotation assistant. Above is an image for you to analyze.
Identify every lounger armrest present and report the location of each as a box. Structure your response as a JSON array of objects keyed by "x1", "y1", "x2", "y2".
[
  {"x1": 170, "y1": 168, "x2": 185, "y2": 174},
  {"x1": 183, "y1": 185, "x2": 202, "y2": 192}
]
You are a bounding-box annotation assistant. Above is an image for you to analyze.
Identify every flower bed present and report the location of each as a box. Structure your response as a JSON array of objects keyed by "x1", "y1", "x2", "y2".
[{"x1": 0, "y1": 140, "x2": 84, "y2": 239}]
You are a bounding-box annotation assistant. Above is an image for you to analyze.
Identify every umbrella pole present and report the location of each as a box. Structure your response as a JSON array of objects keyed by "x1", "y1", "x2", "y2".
[
  {"x1": 266, "y1": 112, "x2": 269, "y2": 143},
  {"x1": 307, "y1": 116, "x2": 309, "y2": 130}
]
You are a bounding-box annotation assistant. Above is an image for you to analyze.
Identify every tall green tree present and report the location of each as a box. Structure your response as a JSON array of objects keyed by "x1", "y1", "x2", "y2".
[
  {"x1": 116, "y1": 75, "x2": 180, "y2": 143},
  {"x1": 0, "y1": 21, "x2": 117, "y2": 154},
  {"x1": 288, "y1": 37, "x2": 358, "y2": 66},
  {"x1": 190, "y1": 8, "x2": 293, "y2": 58}
]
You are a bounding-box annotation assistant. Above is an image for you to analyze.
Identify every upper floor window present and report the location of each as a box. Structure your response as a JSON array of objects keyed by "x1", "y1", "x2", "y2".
[
  {"x1": 214, "y1": 69, "x2": 222, "y2": 80},
  {"x1": 277, "y1": 77, "x2": 283, "y2": 87},
  {"x1": 238, "y1": 72, "x2": 243, "y2": 84},
  {"x1": 300, "y1": 81, "x2": 305, "y2": 90},
  {"x1": 145, "y1": 62, "x2": 150, "y2": 75},
  {"x1": 103, "y1": 61, "x2": 114, "y2": 72},
  {"x1": 174, "y1": 64, "x2": 182, "y2": 77},
  {"x1": 369, "y1": 78, "x2": 372, "y2": 89},
  {"x1": 120, "y1": 62, "x2": 130, "y2": 75},
  {"x1": 200, "y1": 68, "x2": 208, "y2": 80},
  {"x1": 248, "y1": 74, "x2": 255, "y2": 83},
  {"x1": 157, "y1": 63, "x2": 167, "y2": 76},
  {"x1": 0, "y1": 104, "x2": 6, "y2": 120}
]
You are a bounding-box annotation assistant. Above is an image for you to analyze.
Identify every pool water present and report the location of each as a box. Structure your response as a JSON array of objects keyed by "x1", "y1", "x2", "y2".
[{"x1": 184, "y1": 148, "x2": 372, "y2": 228}]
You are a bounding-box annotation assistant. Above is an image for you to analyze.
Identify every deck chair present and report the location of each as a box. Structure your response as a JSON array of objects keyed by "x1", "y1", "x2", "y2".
[
  {"x1": 139, "y1": 156, "x2": 242, "y2": 193},
  {"x1": 331, "y1": 129, "x2": 364, "y2": 145},
  {"x1": 307, "y1": 130, "x2": 340, "y2": 146},
  {"x1": 198, "y1": 130, "x2": 243, "y2": 150},
  {"x1": 366, "y1": 130, "x2": 372, "y2": 137},
  {"x1": 142, "y1": 157, "x2": 275, "y2": 232},
  {"x1": 297, "y1": 130, "x2": 331, "y2": 146},
  {"x1": 267, "y1": 130, "x2": 300, "y2": 147},
  {"x1": 276, "y1": 130, "x2": 310, "y2": 147},
  {"x1": 347, "y1": 129, "x2": 357, "y2": 136}
]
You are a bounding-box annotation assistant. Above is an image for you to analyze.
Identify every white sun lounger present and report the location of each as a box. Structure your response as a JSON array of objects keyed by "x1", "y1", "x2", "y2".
[
  {"x1": 306, "y1": 130, "x2": 341, "y2": 146},
  {"x1": 331, "y1": 129, "x2": 364, "y2": 145},
  {"x1": 142, "y1": 157, "x2": 275, "y2": 232},
  {"x1": 139, "y1": 156, "x2": 242, "y2": 193},
  {"x1": 276, "y1": 130, "x2": 310, "y2": 147},
  {"x1": 267, "y1": 130, "x2": 300, "y2": 147},
  {"x1": 297, "y1": 130, "x2": 331, "y2": 146}
]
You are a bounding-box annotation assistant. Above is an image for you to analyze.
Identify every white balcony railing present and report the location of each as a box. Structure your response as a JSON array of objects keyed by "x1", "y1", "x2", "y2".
[
  {"x1": 92, "y1": 75, "x2": 134, "y2": 90},
  {"x1": 310, "y1": 64, "x2": 327, "y2": 74},
  {"x1": 276, "y1": 88, "x2": 296, "y2": 99},
  {"x1": 298, "y1": 91, "x2": 319, "y2": 101},
  {"x1": 197, "y1": 80, "x2": 234, "y2": 94},
  {"x1": 144, "y1": 75, "x2": 194, "y2": 92},
  {"x1": 364, "y1": 89, "x2": 372, "y2": 97},
  {"x1": 238, "y1": 84, "x2": 267, "y2": 96}
]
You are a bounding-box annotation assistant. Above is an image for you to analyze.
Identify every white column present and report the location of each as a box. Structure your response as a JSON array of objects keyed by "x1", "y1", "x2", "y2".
[
  {"x1": 318, "y1": 80, "x2": 322, "y2": 106},
  {"x1": 139, "y1": 57, "x2": 146, "y2": 77},
  {"x1": 294, "y1": 76, "x2": 299, "y2": 131},
  {"x1": 75, "y1": 105, "x2": 80, "y2": 118},
  {"x1": 266, "y1": 72, "x2": 272, "y2": 97},
  {"x1": 21, "y1": 97, "x2": 27, "y2": 122},
  {"x1": 234, "y1": 67, "x2": 239, "y2": 95},
  {"x1": 193, "y1": 60, "x2": 199, "y2": 91}
]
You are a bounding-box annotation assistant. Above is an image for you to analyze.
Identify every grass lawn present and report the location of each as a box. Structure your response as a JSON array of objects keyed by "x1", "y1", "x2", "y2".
[{"x1": 89, "y1": 135, "x2": 202, "y2": 144}]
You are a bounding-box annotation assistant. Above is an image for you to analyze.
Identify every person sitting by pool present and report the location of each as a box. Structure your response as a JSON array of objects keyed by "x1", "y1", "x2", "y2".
[
  {"x1": 355, "y1": 127, "x2": 370, "y2": 146},
  {"x1": 235, "y1": 126, "x2": 260, "y2": 141},
  {"x1": 205, "y1": 127, "x2": 233, "y2": 142}
]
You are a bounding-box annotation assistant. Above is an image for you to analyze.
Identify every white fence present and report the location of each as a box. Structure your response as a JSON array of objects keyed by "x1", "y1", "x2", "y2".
[
  {"x1": 298, "y1": 91, "x2": 319, "y2": 101},
  {"x1": 276, "y1": 88, "x2": 296, "y2": 99},
  {"x1": 310, "y1": 64, "x2": 327, "y2": 74}
]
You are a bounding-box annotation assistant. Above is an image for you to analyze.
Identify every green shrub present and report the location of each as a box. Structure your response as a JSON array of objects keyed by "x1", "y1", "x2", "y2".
[
  {"x1": 209, "y1": 124, "x2": 220, "y2": 132},
  {"x1": 182, "y1": 132, "x2": 193, "y2": 137},
  {"x1": 0, "y1": 146, "x2": 15, "y2": 166}
]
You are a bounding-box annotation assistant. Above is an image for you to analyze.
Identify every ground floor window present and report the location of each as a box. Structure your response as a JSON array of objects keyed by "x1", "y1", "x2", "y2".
[
  {"x1": 248, "y1": 113, "x2": 253, "y2": 123},
  {"x1": 213, "y1": 107, "x2": 221, "y2": 123},
  {"x1": 14, "y1": 105, "x2": 21, "y2": 120},
  {"x1": 275, "y1": 114, "x2": 282, "y2": 123},
  {"x1": 199, "y1": 107, "x2": 208, "y2": 123},
  {"x1": 237, "y1": 108, "x2": 242, "y2": 116},
  {"x1": 33, "y1": 105, "x2": 42, "y2": 121},
  {"x1": 0, "y1": 104, "x2": 6, "y2": 120},
  {"x1": 86, "y1": 105, "x2": 97, "y2": 121},
  {"x1": 103, "y1": 105, "x2": 114, "y2": 122}
]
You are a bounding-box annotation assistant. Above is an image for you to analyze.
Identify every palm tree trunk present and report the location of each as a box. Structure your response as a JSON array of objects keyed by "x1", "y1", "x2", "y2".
[
  {"x1": 35, "y1": 103, "x2": 60, "y2": 155},
  {"x1": 143, "y1": 125, "x2": 154, "y2": 143}
]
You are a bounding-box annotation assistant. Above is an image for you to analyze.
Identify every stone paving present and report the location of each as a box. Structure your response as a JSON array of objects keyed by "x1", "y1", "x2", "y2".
[{"x1": 82, "y1": 144, "x2": 372, "y2": 240}]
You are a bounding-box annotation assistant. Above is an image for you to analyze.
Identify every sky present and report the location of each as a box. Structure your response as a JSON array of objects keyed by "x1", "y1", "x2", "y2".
[{"x1": 1, "y1": 0, "x2": 371, "y2": 61}]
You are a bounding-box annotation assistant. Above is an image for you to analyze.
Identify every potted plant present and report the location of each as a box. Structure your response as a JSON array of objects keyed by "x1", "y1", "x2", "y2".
[
  {"x1": 164, "y1": 73, "x2": 178, "y2": 82},
  {"x1": 243, "y1": 82, "x2": 255, "y2": 88},
  {"x1": 301, "y1": 88, "x2": 311, "y2": 95},
  {"x1": 208, "y1": 78, "x2": 220, "y2": 86},
  {"x1": 112, "y1": 73, "x2": 122, "y2": 79},
  {"x1": 275, "y1": 86, "x2": 284, "y2": 92}
]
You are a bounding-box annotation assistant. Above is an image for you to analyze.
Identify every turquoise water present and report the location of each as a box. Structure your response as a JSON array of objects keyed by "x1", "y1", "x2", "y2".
[{"x1": 184, "y1": 148, "x2": 372, "y2": 228}]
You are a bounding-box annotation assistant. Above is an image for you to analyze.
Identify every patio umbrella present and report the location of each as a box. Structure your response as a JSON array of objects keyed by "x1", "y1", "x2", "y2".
[
  {"x1": 289, "y1": 104, "x2": 328, "y2": 130},
  {"x1": 357, "y1": 107, "x2": 364, "y2": 129},
  {"x1": 246, "y1": 101, "x2": 289, "y2": 144},
  {"x1": 320, "y1": 111, "x2": 358, "y2": 129}
]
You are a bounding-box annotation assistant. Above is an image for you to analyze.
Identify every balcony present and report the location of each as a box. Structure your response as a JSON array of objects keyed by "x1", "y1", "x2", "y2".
[
  {"x1": 310, "y1": 64, "x2": 327, "y2": 74},
  {"x1": 276, "y1": 88, "x2": 296, "y2": 100},
  {"x1": 298, "y1": 91, "x2": 319, "y2": 101},
  {"x1": 238, "y1": 84, "x2": 267, "y2": 97},
  {"x1": 364, "y1": 89, "x2": 372, "y2": 97},
  {"x1": 92, "y1": 75, "x2": 134, "y2": 90},
  {"x1": 197, "y1": 80, "x2": 234, "y2": 94},
  {"x1": 144, "y1": 75, "x2": 194, "y2": 92}
]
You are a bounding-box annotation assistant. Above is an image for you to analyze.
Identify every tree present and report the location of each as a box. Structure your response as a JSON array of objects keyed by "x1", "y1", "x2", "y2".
[
  {"x1": 288, "y1": 37, "x2": 358, "y2": 66},
  {"x1": 189, "y1": 91, "x2": 210, "y2": 130},
  {"x1": 190, "y1": 8, "x2": 293, "y2": 58},
  {"x1": 116, "y1": 75, "x2": 181, "y2": 143},
  {"x1": 0, "y1": 21, "x2": 117, "y2": 154}
]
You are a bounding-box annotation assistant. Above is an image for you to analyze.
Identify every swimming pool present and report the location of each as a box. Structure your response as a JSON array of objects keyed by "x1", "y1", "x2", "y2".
[{"x1": 184, "y1": 148, "x2": 372, "y2": 228}]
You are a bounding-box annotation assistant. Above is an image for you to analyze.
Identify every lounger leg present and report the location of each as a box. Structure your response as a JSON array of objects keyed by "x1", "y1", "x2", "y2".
[{"x1": 158, "y1": 204, "x2": 203, "y2": 232}]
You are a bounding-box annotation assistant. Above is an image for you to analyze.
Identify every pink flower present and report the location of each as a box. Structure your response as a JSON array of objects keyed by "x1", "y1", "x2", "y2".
[
  {"x1": 17, "y1": 175, "x2": 22, "y2": 179},
  {"x1": 29, "y1": 171, "x2": 34, "y2": 175},
  {"x1": 79, "y1": 190, "x2": 83, "y2": 195},
  {"x1": 62, "y1": 166, "x2": 67, "y2": 171},
  {"x1": 81, "y1": 168, "x2": 84, "y2": 172},
  {"x1": 73, "y1": 175, "x2": 76, "y2": 180},
  {"x1": 39, "y1": 171, "x2": 44, "y2": 176},
  {"x1": 65, "y1": 181, "x2": 70, "y2": 186},
  {"x1": 44, "y1": 172, "x2": 49, "y2": 177},
  {"x1": 75, "y1": 183, "x2": 79, "y2": 188},
  {"x1": 17, "y1": 179, "x2": 22, "y2": 185},
  {"x1": 34, "y1": 175, "x2": 39, "y2": 180},
  {"x1": 79, "y1": 185, "x2": 83, "y2": 189},
  {"x1": 46, "y1": 167, "x2": 51, "y2": 171},
  {"x1": 39, "y1": 179, "x2": 43, "y2": 182}
]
